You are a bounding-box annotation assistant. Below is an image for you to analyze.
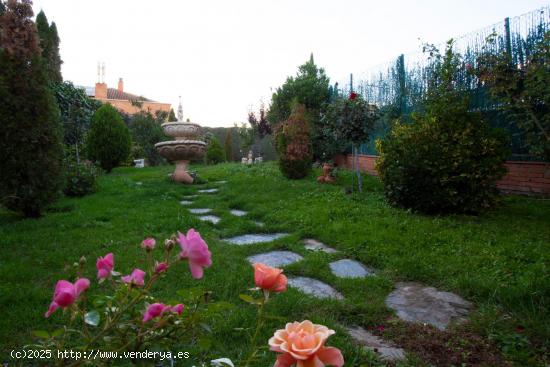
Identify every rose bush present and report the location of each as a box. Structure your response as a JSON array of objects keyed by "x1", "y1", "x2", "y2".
[{"x1": 33, "y1": 231, "x2": 343, "y2": 366}]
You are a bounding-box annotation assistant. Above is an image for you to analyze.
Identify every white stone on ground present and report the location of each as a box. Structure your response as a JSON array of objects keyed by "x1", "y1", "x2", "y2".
[
  {"x1": 346, "y1": 326, "x2": 406, "y2": 361},
  {"x1": 198, "y1": 188, "x2": 218, "y2": 193},
  {"x1": 222, "y1": 233, "x2": 288, "y2": 245},
  {"x1": 303, "y1": 239, "x2": 338, "y2": 254},
  {"x1": 230, "y1": 209, "x2": 247, "y2": 217},
  {"x1": 180, "y1": 200, "x2": 193, "y2": 206},
  {"x1": 197, "y1": 215, "x2": 221, "y2": 224},
  {"x1": 183, "y1": 195, "x2": 197, "y2": 199},
  {"x1": 253, "y1": 221, "x2": 265, "y2": 227},
  {"x1": 385, "y1": 282, "x2": 472, "y2": 330},
  {"x1": 287, "y1": 277, "x2": 343, "y2": 300},
  {"x1": 189, "y1": 208, "x2": 212, "y2": 214},
  {"x1": 329, "y1": 259, "x2": 374, "y2": 278},
  {"x1": 247, "y1": 251, "x2": 303, "y2": 268},
  {"x1": 215, "y1": 180, "x2": 227, "y2": 184}
]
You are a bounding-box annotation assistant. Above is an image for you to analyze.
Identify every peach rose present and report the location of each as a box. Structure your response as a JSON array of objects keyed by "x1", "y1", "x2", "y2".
[
  {"x1": 269, "y1": 320, "x2": 344, "y2": 367},
  {"x1": 254, "y1": 263, "x2": 287, "y2": 293}
]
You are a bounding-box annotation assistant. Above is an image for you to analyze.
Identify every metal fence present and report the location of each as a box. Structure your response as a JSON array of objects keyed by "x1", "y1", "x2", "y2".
[{"x1": 338, "y1": 6, "x2": 550, "y2": 161}]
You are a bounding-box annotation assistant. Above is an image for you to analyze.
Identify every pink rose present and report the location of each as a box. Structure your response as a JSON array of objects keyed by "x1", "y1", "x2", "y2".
[
  {"x1": 269, "y1": 320, "x2": 344, "y2": 367},
  {"x1": 122, "y1": 268, "x2": 146, "y2": 287},
  {"x1": 141, "y1": 237, "x2": 156, "y2": 251},
  {"x1": 142, "y1": 303, "x2": 169, "y2": 323},
  {"x1": 171, "y1": 304, "x2": 184, "y2": 315},
  {"x1": 177, "y1": 229, "x2": 212, "y2": 279},
  {"x1": 96, "y1": 253, "x2": 114, "y2": 279},
  {"x1": 45, "y1": 278, "x2": 90, "y2": 318},
  {"x1": 154, "y1": 261, "x2": 169, "y2": 274}
]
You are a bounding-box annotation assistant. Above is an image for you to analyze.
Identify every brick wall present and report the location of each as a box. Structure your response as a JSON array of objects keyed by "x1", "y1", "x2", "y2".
[{"x1": 334, "y1": 154, "x2": 550, "y2": 196}]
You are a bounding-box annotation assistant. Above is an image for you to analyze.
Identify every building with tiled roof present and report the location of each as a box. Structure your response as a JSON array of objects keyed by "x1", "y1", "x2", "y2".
[{"x1": 83, "y1": 78, "x2": 171, "y2": 116}]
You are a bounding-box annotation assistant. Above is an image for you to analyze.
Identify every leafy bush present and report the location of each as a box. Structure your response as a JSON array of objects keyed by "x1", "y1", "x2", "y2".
[
  {"x1": 0, "y1": 0, "x2": 64, "y2": 217},
  {"x1": 206, "y1": 136, "x2": 225, "y2": 165},
  {"x1": 128, "y1": 111, "x2": 166, "y2": 166},
  {"x1": 63, "y1": 161, "x2": 100, "y2": 197},
  {"x1": 377, "y1": 42, "x2": 509, "y2": 214},
  {"x1": 86, "y1": 104, "x2": 132, "y2": 172},
  {"x1": 275, "y1": 104, "x2": 312, "y2": 179}
]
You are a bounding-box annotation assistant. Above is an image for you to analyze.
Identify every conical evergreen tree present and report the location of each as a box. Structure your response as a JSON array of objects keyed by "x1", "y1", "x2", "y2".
[
  {"x1": 0, "y1": 0, "x2": 64, "y2": 217},
  {"x1": 35, "y1": 10, "x2": 62, "y2": 83},
  {"x1": 224, "y1": 129, "x2": 233, "y2": 161},
  {"x1": 168, "y1": 108, "x2": 177, "y2": 122}
]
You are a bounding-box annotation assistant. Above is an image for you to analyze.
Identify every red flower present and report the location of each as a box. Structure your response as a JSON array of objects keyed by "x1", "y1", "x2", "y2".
[
  {"x1": 376, "y1": 325, "x2": 385, "y2": 332},
  {"x1": 349, "y1": 92, "x2": 358, "y2": 100}
]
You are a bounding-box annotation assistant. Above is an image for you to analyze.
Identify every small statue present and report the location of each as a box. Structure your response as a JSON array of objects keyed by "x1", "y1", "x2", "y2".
[
  {"x1": 247, "y1": 150, "x2": 253, "y2": 165},
  {"x1": 317, "y1": 162, "x2": 335, "y2": 183}
]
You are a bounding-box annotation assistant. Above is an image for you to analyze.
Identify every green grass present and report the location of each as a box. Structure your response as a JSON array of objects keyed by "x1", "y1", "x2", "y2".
[{"x1": 1, "y1": 162, "x2": 549, "y2": 366}]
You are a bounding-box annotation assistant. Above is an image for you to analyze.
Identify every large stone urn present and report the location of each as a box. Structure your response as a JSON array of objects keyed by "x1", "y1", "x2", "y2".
[{"x1": 155, "y1": 122, "x2": 206, "y2": 184}]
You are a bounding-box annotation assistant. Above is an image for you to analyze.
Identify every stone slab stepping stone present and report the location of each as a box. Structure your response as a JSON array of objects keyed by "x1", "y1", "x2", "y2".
[
  {"x1": 230, "y1": 209, "x2": 247, "y2": 217},
  {"x1": 247, "y1": 251, "x2": 303, "y2": 268},
  {"x1": 253, "y1": 221, "x2": 265, "y2": 227},
  {"x1": 189, "y1": 208, "x2": 212, "y2": 214},
  {"x1": 198, "y1": 188, "x2": 218, "y2": 193},
  {"x1": 346, "y1": 326, "x2": 405, "y2": 361},
  {"x1": 215, "y1": 180, "x2": 227, "y2": 184},
  {"x1": 222, "y1": 233, "x2": 288, "y2": 245},
  {"x1": 329, "y1": 259, "x2": 374, "y2": 278},
  {"x1": 303, "y1": 239, "x2": 338, "y2": 254},
  {"x1": 197, "y1": 215, "x2": 220, "y2": 224},
  {"x1": 180, "y1": 200, "x2": 193, "y2": 206},
  {"x1": 385, "y1": 282, "x2": 472, "y2": 330},
  {"x1": 287, "y1": 277, "x2": 343, "y2": 300},
  {"x1": 183, "y1": 195, "x2": 197, "y2": 199}
]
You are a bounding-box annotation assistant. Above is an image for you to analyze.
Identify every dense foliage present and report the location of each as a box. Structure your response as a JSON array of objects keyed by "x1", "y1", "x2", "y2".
[
  {"x1": 275, "y1": 104, "x2": 312, "y2": 179},
  {"x1": 268, "y1": 55, "x2": 333, "y2": 161},
  {"x1": 86, "y1": 104, "x2": 132, "y2": 172},
  {"x1": 128, "y1": 111, "x2": 166, "y2": 166},
  {"x1": 0, "y1": 0, "x2": 64, "y2": 217},
  {"x1": 35, "y1": 10, "x2": 62, "y2": 83},
  {"x1": 477, "y1": 31, "x2": 550, "y2": 161},
  {"x1": 206, "y1": 136, "x2": 225, "y2": 165},
  {"x1": 377, "y1": 42, "x2": 509, "y2": 214}
]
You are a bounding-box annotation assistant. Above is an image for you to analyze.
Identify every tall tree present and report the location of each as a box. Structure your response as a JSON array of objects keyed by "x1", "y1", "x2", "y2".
[
  {"x1": 268, "y1": 54, "x2": 332, "y2": 160},
  {"x1": 35, "y1": 10, "x2": 62, "y2": 83},
  {"x1": 168, "y1": 108, "x2": 177, "y2": 122},
  {"x1": 224, "y1": 128, "x2": 233, "y2": 161},
  {"x1": 0, "y1": 0, "x2": 64, "y2": 217}
]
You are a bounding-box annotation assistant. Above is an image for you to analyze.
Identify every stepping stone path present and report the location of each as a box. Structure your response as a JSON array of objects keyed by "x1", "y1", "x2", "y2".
[
  {"x1": 385, "y1": 282, "x2": 472, "y2": 330},
  {"x1": 222, "y1": 233, "x2": 288, "y2": 245},
  {"x1": 230, "y1": 209, "x2": 247, "y2": 217},
  {"x1": 329, "y1": 259, "x2": 374, "y2": 279},
  {"x1": 303, "y1": 239, "x2": 338, "y2": 254},
  {"x1": 198, "y1": 188, "x2": 218, "y2": 193},
  {"x1": 247, "y1": 251, "x2": 303, "y2": 268},
  {"x1": 180, "y1": 200, "x2": 193, "y2": 206},
  {"x1": 198, "y1": 215, "x2": 221, "y2": 224},
  {"x1": 287, "y1": 277, "x2": 343, "y2": 300},
  {"x1": 189, "y1": 208, "x2": 212, "y2": 214},
  {"x1": 346, "y1": 326, "x2": 405, "y2": 362}
]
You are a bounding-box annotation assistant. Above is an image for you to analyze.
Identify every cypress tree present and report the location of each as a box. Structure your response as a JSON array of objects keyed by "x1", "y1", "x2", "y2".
[
  {"x1": 35, "y1": 10, "x2": 62, "y2": 83},
  {"x1": 168, "y1": 108, "x2": 177, "y2": 122},
  {"x1": 224, "y1": 129, "x2": 233, "y2": 161},
  {"x1": 0, "y1": 0, "x2": 64, "y2": 217}
]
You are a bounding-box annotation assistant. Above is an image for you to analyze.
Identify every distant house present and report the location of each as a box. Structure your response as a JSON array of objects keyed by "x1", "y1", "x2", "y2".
[{"x1": 82, "y1": 78, "x2": 171, "y2": 117}]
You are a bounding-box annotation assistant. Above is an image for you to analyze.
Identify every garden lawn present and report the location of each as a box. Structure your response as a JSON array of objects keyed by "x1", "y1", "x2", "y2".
[{"x1": 1, "y1": 162, "x2": 549, "y2": 366}]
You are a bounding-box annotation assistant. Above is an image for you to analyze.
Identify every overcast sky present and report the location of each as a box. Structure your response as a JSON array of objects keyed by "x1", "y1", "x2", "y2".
[{"x1": 31, "y1": 0, "x2": 549, "y2": 127}]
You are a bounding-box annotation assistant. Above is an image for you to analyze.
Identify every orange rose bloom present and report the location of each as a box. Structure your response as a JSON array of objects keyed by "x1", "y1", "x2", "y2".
[
  {"x1": 253, "y1": 263, "x2": 287, "y2": 292},
  {"x1": 269, "y1": 320, "x2": 344, "y2": 367}
]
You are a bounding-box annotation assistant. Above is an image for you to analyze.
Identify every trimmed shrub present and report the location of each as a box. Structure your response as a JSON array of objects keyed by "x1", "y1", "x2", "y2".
[
  {"x1": 64, "y1": 161, "x2": 100, "y2": 197},
  {"x1": 377, "y1": 42, "x2": 509, "y2": 214},
  {"x1": 206, "y1": 136, "x2": 225, "y2": 165},
  {"x1": 275, "y1": 104, "x2": 312, "y2": 179},
  {"x1": 0, "y1": 0, "x2": 64, "y2": 217},
  {"x1": 86, "y1": 104, "x2": 132, "y2": 172}
]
